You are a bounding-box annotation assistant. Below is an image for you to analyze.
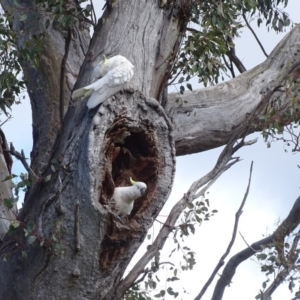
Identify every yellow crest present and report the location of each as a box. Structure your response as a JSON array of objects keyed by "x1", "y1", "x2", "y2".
[
  {"x1": 102, "y1": 54, "x2": 107, "y2": 64},
  {"x1": 130, "y1": 177, "x2": 136, "y2": 185}
]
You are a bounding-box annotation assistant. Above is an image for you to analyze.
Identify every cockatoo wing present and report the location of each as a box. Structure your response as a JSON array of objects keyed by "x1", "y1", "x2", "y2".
[
  {"x1": 87, "y1": 60, "x2": 134, "y2": 109},
  {"x1": 92, "y1": 55, "x2": 131, "y2": 82},
  {"x1": 72, "y1": 82, "x2": 95, "y2": 100}
]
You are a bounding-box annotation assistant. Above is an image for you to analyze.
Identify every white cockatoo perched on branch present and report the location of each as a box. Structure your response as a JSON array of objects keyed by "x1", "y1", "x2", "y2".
[
  {"x1": 72, "y1": 55, "x2": 134, "y2": 109},
  {"x1": 112, "y1": 177, "x2": 147, "y2": 216}
]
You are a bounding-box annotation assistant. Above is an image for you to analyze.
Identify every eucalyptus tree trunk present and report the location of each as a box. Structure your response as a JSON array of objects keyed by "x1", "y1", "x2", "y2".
[
  {"x1": 0, "y1": 0, "x2": 181, "y2": 299},
  {"x1": 0, "y1": 0, "x2": 299, "y2": 299}
]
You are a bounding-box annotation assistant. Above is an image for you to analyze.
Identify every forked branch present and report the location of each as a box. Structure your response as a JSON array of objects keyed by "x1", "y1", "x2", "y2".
[
  {"x1": 260, "y1": 228, "x2": 300, "y2": 299},
  {"x1": 243, "y1": 13, "x2": 268, "y2": 58},
  {"x1": 195, "y1": 161, "x2": 254, "y2": 300},
  {"x1": 6, "y1": 143, "x2": 38, "y2": 181},
  {"x1": 115, "y1": 132, "x2": 257, "y2": 298},
  {"x1": 211, "y1": 195, "x2": 300, "y2": 300}
]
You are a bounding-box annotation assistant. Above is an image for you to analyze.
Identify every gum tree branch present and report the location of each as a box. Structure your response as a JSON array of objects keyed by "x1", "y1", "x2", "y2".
[
  {"x1": 225, "y1": 37, "x2": 247, "y2": 73},
  {"x1": 6, "y1": 143, "x2": 38, "y2": 182},
  {"x1": 166, "y1": 24, "x2": 300, "y2": 156},
  {"x1": 211, "y1": 195, "x2": 300, "y2": 300},
  {"x1": 116, "y1": 132, "x2": 257, "y2": 299},
  {"x1": 261, "y1": 229, "x2": 300, "y2": 299},
  {"x1": 195, "y1": 161, "x2": 253, "y2": 300},
  {"x1": 243, "y1": 13, "x2": 268, "y2": 58},
  {"x1": 222, "y1": 54, "x2": 235, "y2": 78}
]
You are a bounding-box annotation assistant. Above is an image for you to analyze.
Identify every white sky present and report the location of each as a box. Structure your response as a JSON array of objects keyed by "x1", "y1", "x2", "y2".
[{"x1": 2, "y1": 1, "x2": 300, "y2": 299}]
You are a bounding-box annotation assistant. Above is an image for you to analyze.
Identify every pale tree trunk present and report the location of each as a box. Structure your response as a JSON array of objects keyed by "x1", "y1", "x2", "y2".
[
  {"x1": 0, "y1": 129, "x2": 15, "y2": 240},
  {"x1": 0, "y1": 0, "x2": 299, "y2": 299}
]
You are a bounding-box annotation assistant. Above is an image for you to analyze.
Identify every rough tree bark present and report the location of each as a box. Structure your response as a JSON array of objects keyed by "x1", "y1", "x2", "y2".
[
  {"x1": 0, "y1": 129, "x2": 15, "y2": 240},
  {"x1": 0, "y1": 0, "x2": 299, "y2": 299}
]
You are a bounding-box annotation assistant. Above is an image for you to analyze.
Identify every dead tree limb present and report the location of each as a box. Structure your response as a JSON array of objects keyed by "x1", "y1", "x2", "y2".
[
  {"x1": 211, "y1": 195, "x2": 300, "y2": 300},
  {"x1": 195, "y1": 161, "x2": 254, "y2": 300}
]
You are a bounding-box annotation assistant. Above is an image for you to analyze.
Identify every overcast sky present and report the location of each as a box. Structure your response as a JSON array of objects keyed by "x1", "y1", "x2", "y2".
[{"x1": 2, "y1": 1, "x2": 300, "y2": 299}]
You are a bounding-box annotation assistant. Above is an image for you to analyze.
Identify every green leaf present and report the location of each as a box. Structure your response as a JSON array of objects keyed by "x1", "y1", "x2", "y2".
[
  {"x1": 85, "y1": 4, "x2": 92, "y2": 12},
  {"x1": 186, "y1": 83, "x2": 193, "y2": 91},
  {"x1": 167, "y1": 276, "x2": 180, "y2": 282},
  {"x1": 2, "y1": 174, "x2": 17, "y2": 182},
  {"x1": 27, "y1": 235, "x2": 36, "y2": 244},
  {"x1": 154, "y1": 290, "x2": 165, "y2": 298},
  {"x1": 26, "y1": 220, "x2": 35, "y2": 234},
  {"x1": 19, "y1": 14, "x2": 27, "y2": 22},
  {"x1": 45, "y1": 174, "x2": 52, "y2": 182},
  {"x1": 179, "y1": 85, "x2": 185, "y2": 94},
  {"x1": 187, "y1": 202, "x2": 194, "y2": 209},
  {"x1": 10, "y1": 220, "x2": 20, "y2": 228},
  {"x1": 217, "y1": 2, "x2": 223, "y2": 16},
  {"x1": 188, "y1": 224, "x2": 195, "y2": 234},
  {"x1": 13, "y1": 0, "x2": 23, "y2": 7},
  {"x1": 189, "y1": 40, "x2": 194, "y2": 51},
  {"x1": 4, "y1": 198, "x2": 14, "y2": 209},
  {"x1": 257, "y1": 253, "x2": 267, "y2": 260},
  {"x1": 21, "y1": 251, "x2": 27, "y2": 260}
]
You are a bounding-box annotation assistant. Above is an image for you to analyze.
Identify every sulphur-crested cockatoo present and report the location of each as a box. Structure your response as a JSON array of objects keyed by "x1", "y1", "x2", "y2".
[
  {"x1": 112, "y1": 177, "x2": 147, "y2": 216},
  {"x1": 72, "y1": 55, "x2": 134, "y2": 109}
]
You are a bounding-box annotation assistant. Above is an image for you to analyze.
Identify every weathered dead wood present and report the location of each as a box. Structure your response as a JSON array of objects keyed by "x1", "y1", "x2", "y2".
[
  {"x1": 211, "y1": 195, "x2": 300, "y2": 300},
  {"x1": 0, "y1": 129, "x2": 16, "y2": 240},
  {"x1": 166, "y1": 24, "x2": 300, "y2": 156}
]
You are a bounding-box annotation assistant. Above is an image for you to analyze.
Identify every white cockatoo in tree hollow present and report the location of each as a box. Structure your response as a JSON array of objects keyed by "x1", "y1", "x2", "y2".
[
  {"x1": 113, "y1": 177, "x2": 147, "y2": 216},
  {"x1": 72, "y1": 55, "x2": 134, "y2": 109}
]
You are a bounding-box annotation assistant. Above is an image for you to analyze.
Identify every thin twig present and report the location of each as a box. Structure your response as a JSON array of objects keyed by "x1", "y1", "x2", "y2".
[
  {"x1": 130, "y1": 262, "x2": 175, "y2": 288},
  {"x1": 186, "y1": 27, "x2": 201, "y2": 34},
  {"x1": 90, "y1": 0, "x2": 97, "y2": 26},
  {"x1": 155, "y1": 218, "x2": 176, "y2": 229},
  {"x1": 59, "y1": 27, "x2": 72, "y2": 124},
  {"x1": 116, "y1": 132, "x2": 256, "y2": 299},
  {"x1": 211, "y1": 195, "x2": 300, "y2": 300},
  {"x1": 6, "y1": 143, "x2": 38, "y2": 182},
  {"x1": 239, "y1": 231, "x2": 258, "y2": 253},
  {"x1": 168, "y1": 71, "x2": 182, "y2": 86},
  {"x1": 225, "y1": 37, "x2": 247, "y2": 73},
  {"x1": 222, "y1": 54, "x2": 235, "y2": 78},
  {"x1": 0, "y1": 115, "x2": 12, "y2": 127},
  {"x1": 195, "y1": 161, "x2": 254, "y2": 300},
  {"x1": 243, "y1": 13, "x2": 268, "y2": 58}
]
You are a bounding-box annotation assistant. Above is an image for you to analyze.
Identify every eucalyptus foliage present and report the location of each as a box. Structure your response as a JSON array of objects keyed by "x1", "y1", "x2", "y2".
[{"x1": 171, "y1": 0, "x2": 292, "y2": 92}]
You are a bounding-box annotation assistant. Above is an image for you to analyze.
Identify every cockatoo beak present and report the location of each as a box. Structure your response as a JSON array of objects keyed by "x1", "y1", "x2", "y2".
[
  {"x1": 130, "y1": 177, "x2": 136, "y2": 185},
  {"x1": 140, "y1": 188, "x2": 146, "y2": 195}
]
